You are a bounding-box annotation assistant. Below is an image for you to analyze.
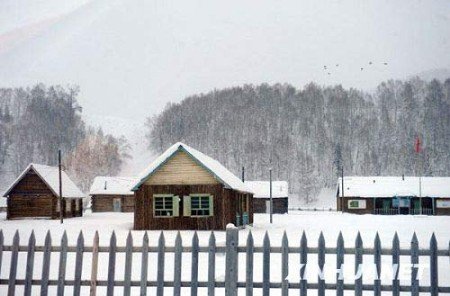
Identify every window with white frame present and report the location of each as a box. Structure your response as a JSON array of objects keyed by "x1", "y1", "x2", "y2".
[
  {"x1": 153, "y1": 195, "x2": 179, "y2": 217},
  {"x1": 189, "y1": 194, "x2": 213, "y2": 217}
]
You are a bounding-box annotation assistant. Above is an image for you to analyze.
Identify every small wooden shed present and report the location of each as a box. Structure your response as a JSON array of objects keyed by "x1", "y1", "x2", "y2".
[
  {"x1": 132, "y1": 142, "x2": 254, "y2": 230},
  {"x1": 90, "y1": 176, "x2": 137, "y2": 212},
  {"x1": 2, "y1": 163, "x2": 84, "y2": 219},
  {"x1": 245, "y1": 181, "x2": 289, "y2": 214}
]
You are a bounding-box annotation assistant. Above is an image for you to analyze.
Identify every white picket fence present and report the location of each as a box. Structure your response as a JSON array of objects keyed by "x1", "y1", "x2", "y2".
[{"x1": 0, "y1": 228, "x2": 449, "y2": 295}]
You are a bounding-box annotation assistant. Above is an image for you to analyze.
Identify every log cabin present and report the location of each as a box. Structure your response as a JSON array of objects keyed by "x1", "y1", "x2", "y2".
[
  {"x1": 337, "y1": 176, "x2": 450, "y2": 215},
  {"x1": 2, "y1": 163, "x2": 84, "y2": 219},
  {"x1": 132, "y1": 142, "x2": 254, "y2": 230},
  {"x1": 90, "y1": 176, "x2": 137, "y2": 212},
  {"x1": 245, "y1": 181, "x2": 289, "y2": 214}
]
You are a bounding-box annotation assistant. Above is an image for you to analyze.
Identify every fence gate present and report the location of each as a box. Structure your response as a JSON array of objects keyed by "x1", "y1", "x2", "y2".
[{"x1": 0, "y1": 228, "x2": 449, "y2": 295}]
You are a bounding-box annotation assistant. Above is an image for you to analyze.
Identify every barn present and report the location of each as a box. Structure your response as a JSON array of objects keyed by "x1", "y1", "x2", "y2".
[
  {"x1": 2, "y1": 163, "x2": 84, "y2": 219},
  {"x1": 132, "y1": 142, "x2": 254, "y2": 230},
  {"x1": 89, "y1": 176, "x2": 137, "y2": 212},
  {"x1": 337, "y1": 176, "x2": 450, "y2": 215},
  {"x1": 245, "y1": 181, "x2": 289, "y2": 214}
]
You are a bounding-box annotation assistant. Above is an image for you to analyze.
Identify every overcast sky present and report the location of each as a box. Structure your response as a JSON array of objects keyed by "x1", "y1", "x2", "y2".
[{"x1": 0, "y1": 0, "x2": 449, "y2": 119}]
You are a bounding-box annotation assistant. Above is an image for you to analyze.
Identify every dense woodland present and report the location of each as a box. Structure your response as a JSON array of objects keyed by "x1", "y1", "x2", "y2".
[
  {"x1": 0, "y1": 84, "x2": 129, "y2": 192},
  {"x1": 148, "y1": 78, "x2": 450, "y2": 203}
]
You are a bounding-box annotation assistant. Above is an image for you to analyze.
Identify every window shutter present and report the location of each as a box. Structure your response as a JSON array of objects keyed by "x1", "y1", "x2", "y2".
[
  {"x1": 209, "y1": 195, "x2": 214, "y2": 216},
  {"x1": 183, "y1": 195, "x2": 191, "y2": 216},
  {"x1": 173, "y1": 196, "x2": 180, "y2": 217}
]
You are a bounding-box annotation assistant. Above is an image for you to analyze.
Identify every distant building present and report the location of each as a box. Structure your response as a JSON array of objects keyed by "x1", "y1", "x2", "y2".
[
  {"x1": 245, "y1": 181, "x2": 289, "y2": 214},
  {"x1": 89, "y1": 177, "x2": 137, "y2": 212},
  {"x1": 2, "y1": 163, "x2": 84, "y2": 219},
  {"x1": 132, "y1": 142, "x2": 254, "y2": 230},
  {"x1": 337, "y1": 176, "x2": 450, "y2": 215}
]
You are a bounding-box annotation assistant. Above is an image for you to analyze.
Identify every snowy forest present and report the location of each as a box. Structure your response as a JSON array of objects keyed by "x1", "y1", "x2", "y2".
[
  {"x1": 0, "y1": 84, "x2": 129, "y2": 192},
  {"x1": 148, "y1": 78, "x2": 450, "y2": 203}
]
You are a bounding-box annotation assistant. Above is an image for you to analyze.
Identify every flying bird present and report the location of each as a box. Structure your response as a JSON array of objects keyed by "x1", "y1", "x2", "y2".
[
  {"x1": 336, "y1": 64, "x2": 339, "y2": 67},
  {"x1": 360, "y1": 67, "x2": 364, "y2": 71},
  {"x1": 383, "y1": 62, "x2": 388, "y2": 65},
  {"x1": 369, "y1": 61, "x2": 373, "y2": 65},
  {"x1": 328, "y1": 72, "x2": 331, "y2": 75},
  {"x1": 324, "y1": 65, "x2": 327, "y2": 70}
]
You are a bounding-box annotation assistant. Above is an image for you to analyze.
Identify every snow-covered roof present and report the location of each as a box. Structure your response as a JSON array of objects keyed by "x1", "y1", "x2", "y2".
[
  {"x1": 245, "y1": 181, "x2": 288, "y2": 198},
  {"x1": 90, "y1": 176, "x2": 137, "y2": 195},
  {"x1": 132, "y1": 142, "x2": 252, "y2": 193},
  {"x1": 337, "y1": 176, "x2": 450, "y2": 198},
  {"x1": 2, "y1": 163, "x2": 84, "y2": 199}
]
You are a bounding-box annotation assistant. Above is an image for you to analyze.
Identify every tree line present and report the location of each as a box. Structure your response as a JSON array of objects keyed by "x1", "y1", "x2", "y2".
[
  {"x1": 0, "y1": 84, "x2": 129, "y2": 192},
  {"x1": 148, "y1": 78, "x2": 450, "y2": 203}
]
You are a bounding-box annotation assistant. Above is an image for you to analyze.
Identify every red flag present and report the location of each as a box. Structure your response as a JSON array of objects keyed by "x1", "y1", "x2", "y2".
[{"x1": 414, "y1": 136, "x2": 422, "y2": 153}]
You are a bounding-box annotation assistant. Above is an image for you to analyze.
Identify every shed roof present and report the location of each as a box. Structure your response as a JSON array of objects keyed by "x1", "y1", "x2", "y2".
[
  {"x1": 245, "y1": 181, "x2": 288, "y2": 198},
  {"x1": 132, "y1": 142, "x2": 252, "y2": 193},
  {"x1": 90, "y1": 176, "x2": 137, "y2": 195},
  {"x1": 2, "y1": 163, "x2": 84, "y2": 199},
  {"x1": 337, "y1": 176, "x2": 450, "y2": 198}
]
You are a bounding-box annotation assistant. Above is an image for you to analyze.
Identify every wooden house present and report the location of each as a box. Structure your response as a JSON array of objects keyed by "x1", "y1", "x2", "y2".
[
  {"x1": 2, "y1": 163, "x2": 84, "y2": 219},
  {"x1": 132, "y1": 142, "x2": 254, "y2": 230},
  {"x1": 245, "y1": 181, "x2": 289, "y2": 214},
  {"x1": 337, "y1": 176, "x2": 450, "y2": 215},
  {"x1": 90, "y1": 176, "x2": 137, "y2": 212}
]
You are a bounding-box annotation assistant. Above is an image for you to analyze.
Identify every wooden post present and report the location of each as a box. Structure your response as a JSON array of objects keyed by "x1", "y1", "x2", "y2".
[
  {"x1": 89, "y1": 231, "x2": 99, "y2": 296},
  {"x1": 173, "y1": 232, "x2": 182, "y2": 296},
  {"x1": 262, "y1": 232, "x2": 270, "y2": 296},
  {"x1": 374, "y1": 233, "x2": 381, "y2": 296},
  {"x1": 269, "y1": 169, "x2": 273, "y2": 224},
  {"x1": 430, "y1": 233, "x2": 438, "y2": 296},
  {"x1": 191, "y1": 232, "x2": 199, "y2": 296},
  {"x1": 57, "y1": 231, "x2": 68, "y2": 296},
  {"x1": 225, "y1": 225, "x2": 239, "y2": 296},
  {"x1": 157, "y1": 232, "x2": 166, "y2": 296},
  {"x1": 74, "y1": 231, "x2": 84, "y2": 296},
  {"x1": 318, "y1": 232, "x2": 325, "y2": 296},
  {"x1": 124, "y1": 232, "x2": 133, "y2": 296},
  {"x1": 106, "y1": 232, "x2": 117, "y2": 296},
  {"x1": 411, "y1": 233, "x2": 419, "y2": 296},
  {"x1": 24, "y1": 231, "x2": 36, "y2": 296},
  {"x1": 392, "y1": 233, "x2": 400, "y2": 296},
  {"x1": 7, "y1": 231, "x2": 19, "y2": 296},
  {"x1": 355, "y1": 232, "x2": 363, "y2": 296},
  {"x1": 208, "y1": 232, "x2": 216, "y2": 296},
  {"x1": 246, "y1": 231, "x2": 254, "y2": 296},
  {"x1": 59, "y1": 150, "x2": 63, "y2": 224},
  {"x1": 336, "y1": 232, "x2": 344, "y2": 296},
  {"x1": 41, "y1": 231, "x2": 52, "y2": 296},
  {"x1": 299, "y1": 232, "x2": 307, "y2": 296},
  {"x1": 281, "y1": 232, "x2": 289, "y2": 296},
  {"x1": 140, "y1": 232, "x2": 149, "y2": 296}
]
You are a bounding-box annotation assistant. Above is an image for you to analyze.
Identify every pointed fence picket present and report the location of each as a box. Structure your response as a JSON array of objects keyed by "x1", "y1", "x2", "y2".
[{"x1": 0, "y1": 229, "x2": 448, "y2": 295}]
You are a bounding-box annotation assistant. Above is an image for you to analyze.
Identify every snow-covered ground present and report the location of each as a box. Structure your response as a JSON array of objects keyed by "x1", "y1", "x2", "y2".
[{"x1": 0, "y1": 211, "x2": 449, "y2": 295}]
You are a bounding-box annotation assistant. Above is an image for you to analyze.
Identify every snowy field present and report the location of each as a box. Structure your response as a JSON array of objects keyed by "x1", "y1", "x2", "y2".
[{"x1": 0, "y1": 211, "x2": 449, "y2": 295}]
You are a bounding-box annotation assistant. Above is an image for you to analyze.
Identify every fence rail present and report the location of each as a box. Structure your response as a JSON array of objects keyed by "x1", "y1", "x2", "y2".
[{"x1": 0, "y1": 228, "x2": 449, "y2": 295}]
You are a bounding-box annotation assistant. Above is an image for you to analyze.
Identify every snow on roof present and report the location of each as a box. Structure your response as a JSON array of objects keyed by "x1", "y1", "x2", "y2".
[
  {"x1": 132, "y1": 142, "x2": 252, "y2": 193},
  {"x1": 90, "y1": 176, "x2": 137, "y2": 195},
  {"x1": 337, "y1": 176, "x2": 450, "y2": 198},
  {"x1": 2, "y1": 163, "x2": 84, "y2": 198},
  {"x1": 244, "y1": 181, "x2": 288, "y2": 198}
]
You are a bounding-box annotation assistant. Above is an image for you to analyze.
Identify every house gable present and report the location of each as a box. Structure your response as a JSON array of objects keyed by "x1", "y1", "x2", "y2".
[
  {"x1": 9, "y1": 169, "x2": 54, "y2": 196},
  {"x1": 144, "y1": 150, "x2": 220, "y2": 186}
]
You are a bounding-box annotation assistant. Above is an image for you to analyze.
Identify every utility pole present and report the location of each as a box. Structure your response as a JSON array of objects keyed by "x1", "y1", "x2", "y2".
[
  {"x1": 59, "y1": 150, "x2": 64, "y2": 224},
  {"x1": 269, "y1": 168, "x2": 273, "y2": 224},
  {"x1": 341, "y1": 166, "x2": 344, "y2": 213},
  {"x1": 242, "y1": 166, "x2": 245, "y2": 182}
]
